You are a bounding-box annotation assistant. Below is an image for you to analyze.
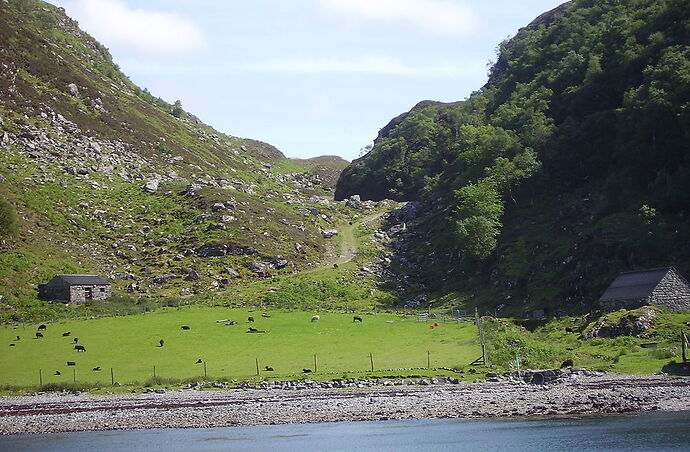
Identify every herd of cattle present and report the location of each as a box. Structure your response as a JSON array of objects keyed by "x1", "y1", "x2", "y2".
[
  {"x1": 8, "y1": 313, "x2": 366, "y2": 378},
  {"x1": 8, "y1": 323, "x2": 101, "y2": 375}
]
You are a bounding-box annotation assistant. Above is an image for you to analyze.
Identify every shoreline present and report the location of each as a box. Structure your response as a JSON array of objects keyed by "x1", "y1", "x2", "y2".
[{"x1": 1, "y1": 374, "x2": 689, "y2": 435}]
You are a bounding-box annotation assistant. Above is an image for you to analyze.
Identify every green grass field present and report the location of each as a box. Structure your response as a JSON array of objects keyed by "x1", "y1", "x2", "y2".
[{"x1": 0, "y1": 306, "x2": 480, "y2": 386}]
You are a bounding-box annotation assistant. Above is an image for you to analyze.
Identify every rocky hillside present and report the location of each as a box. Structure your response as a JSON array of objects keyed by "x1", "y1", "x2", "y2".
[
  {"x1": 0, "y1": 0, "x2": 354, "y2": 320},
  {"x1": 335, "y1": 0, "x2": 690, "y2": 315}
]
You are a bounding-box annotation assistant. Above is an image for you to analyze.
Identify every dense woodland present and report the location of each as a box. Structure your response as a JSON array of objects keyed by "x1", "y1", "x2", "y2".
[{"x1": 336, "y1": 0, "x2": 690, "y2": 314}]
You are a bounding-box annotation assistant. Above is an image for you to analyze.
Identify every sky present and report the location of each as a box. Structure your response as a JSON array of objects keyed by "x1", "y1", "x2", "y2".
[{"x1": 46, "y1": 0, "x2": 566, "y2": 161}]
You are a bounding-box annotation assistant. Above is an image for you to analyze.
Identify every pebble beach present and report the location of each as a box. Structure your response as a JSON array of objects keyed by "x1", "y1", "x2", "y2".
[{"x1": 1, "y1": 373, "x2": 689, "y2": 435}]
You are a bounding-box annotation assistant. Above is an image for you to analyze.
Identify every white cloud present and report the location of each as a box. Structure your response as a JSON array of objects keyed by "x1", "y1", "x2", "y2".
[
  {"x1": 319, "y1": 0, "x2": 479, "y2": 38},
  {"x1": 51, "y1": 0, "x2": 206, "y2": 56},
  {"x1": 246, "y1": 55, "x2": 483, "y2": 78}
]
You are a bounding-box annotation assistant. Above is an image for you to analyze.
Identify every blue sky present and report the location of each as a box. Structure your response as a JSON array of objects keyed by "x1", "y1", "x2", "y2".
[{"x1": 47, "y1": 0, "x2": 566, "y2": 161}]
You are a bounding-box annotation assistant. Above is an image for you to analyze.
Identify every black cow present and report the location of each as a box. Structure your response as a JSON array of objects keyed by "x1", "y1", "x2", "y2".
[
  {"x1": 35, "y1": 332, "x2": 43, "y2": 339},
  {"x1": 302, "y1": 368, "x2": 312, "y2": 373},
  {"x1": 92, "y1": 366, "x2": 101, "y2": 371},
  {"x1": 247, "y1": 316, "x2": 255, "y2": 322},
  {"x1": 560, "y1": 359, "x2": 574, "y2": 368},
  {"x1": 181, "y1": 325, "x2": 191, "y2": 330},
  {"x1": 353, "y1": 315, "x2": 363, "y2": 322},
  {"x1": 264, "y1": 366, "x2": 274, "y2": 371},
  {"x1": 247, "y1": 327, "x2": 265, "y2": 333},
  {"x1": 225, "y1": 321, "x2": 238, "y2": 326},
  {"x1": 74, "y1": 345, "x2": 86, "y2": 352},
  {"x1": 38, "y1": 324, "x2": 47, "y2": 331},
  {"x1": 62, "y1": 332, "x2": 71, "y2": 337},
  {"x1": 15, "y1": 336, "x2": 20, "y2": 341},
  {"x1": 66, "y1": 361, "x2": 75, "y2": 366},
  {"x1": 54, "y1": 371, "x2": 61, "y2": 375},
  {"x1": 159, "y1": 339, "x2": 165, "y2": 347},
  {"x1": 9, "y1": 343, "x2": 15, "y2": 347},
  {"x1": 195, "y1": 359, "x2": 203, "y2": 364},
  {"x1": 73, "y1": 337, "x2": 79, "y2": 343}
]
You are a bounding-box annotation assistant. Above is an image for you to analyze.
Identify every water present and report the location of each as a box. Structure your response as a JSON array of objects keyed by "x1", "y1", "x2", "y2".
[{"x1": 2, "y1": 411, "x2": 689, "y2": 452}]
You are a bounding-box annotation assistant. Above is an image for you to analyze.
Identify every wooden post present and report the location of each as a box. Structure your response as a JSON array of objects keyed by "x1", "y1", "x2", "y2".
[
  {"x1": 111, "y1": 368, "x2": 114, "y2": 385},
  {"x1": 204, "y1": 361, "x2": 207, "y2": 378},
  {"x1": 39, "y1": 369, "x2": 43, "y2": 386},
  {"x1": 73, "y1": 368, "x2": 76, "y2": 383},
  {"x1": 153, "y1": 366, "x2": 156, "y2": 378},
  {"x1": 475, "y1": 308, "x2": 487, "y2": 365},
  {"x1": 255, "y1": 358, "x2": 259, "y2": 376},
  {"x1": 682, "y1": 330, "x2": 687, "y2": 364},
  {"x1": 314, "y1": 354, "x2": 318, "y2": 372},
  {"x1": 369, "y1": 352, "x2": 374, "y2": 372}
]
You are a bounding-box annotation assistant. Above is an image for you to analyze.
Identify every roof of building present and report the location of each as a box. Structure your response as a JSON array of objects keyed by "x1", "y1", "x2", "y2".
[
  {"x1": 50, "y1": 275, "x2": 110, "y2": 286},
  {"x1": 599, "y1": 267, "x2": 672, "y2": 302}
]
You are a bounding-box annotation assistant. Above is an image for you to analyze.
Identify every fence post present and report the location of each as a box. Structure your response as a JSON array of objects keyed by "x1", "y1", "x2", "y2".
[
  {"x1": 153, "y1": 366, "x2": 156, "y2": 378},
  {"x1": 314, "y1": 354, "x2": 318, "y2": 372},
  {"x1": 39, "y1": 369, "x2": 43, "y2": 386},
  {"x1": 110, "y1": 368, "x2": 114, "y2": 385},
  {"x1": 204, "y1": 361, "x2": 207, "y2": 378},
  {"x1": 369, "y1": 352, "x2": 374, "y2": 372},
  {"x1": 255, "y1": 358, "x2": 259, "y2": 376},
  {"x1": 73, "y1": 368, "x2": 76, "y2": 383}
]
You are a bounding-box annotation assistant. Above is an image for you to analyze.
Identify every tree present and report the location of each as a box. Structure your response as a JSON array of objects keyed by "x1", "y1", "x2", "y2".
[
  {"x1": 450, "y1": 180, "x2": 504, "y2": 259},
  {"x1": 171, "y1": 100, "x2": 183, "y2": 118}
]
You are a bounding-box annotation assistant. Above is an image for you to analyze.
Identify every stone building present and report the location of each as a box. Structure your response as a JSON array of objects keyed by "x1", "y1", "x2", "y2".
[
  {"x1": 599, "y1": 267, "x2": 690, "y2": 312},
  {"x1": 38, "y1": 274, "x2": 111, "y2": 304}
]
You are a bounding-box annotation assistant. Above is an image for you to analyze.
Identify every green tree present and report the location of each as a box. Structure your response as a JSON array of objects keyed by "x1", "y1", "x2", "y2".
[
  {"x1": 171, "y1": 100, "x2": 183, "y2": 118},
  {"x1": 450, "y1": 180, "x2": 504, "y2": 259}
]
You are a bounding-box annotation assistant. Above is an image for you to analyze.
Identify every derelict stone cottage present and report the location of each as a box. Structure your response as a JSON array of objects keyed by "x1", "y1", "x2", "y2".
[
  {"x1": 599, "y1": 267, "x2": 690, "y2": 312},
  {"x1": 38, "y1": 274, "x2": 111, "y2": 304}
]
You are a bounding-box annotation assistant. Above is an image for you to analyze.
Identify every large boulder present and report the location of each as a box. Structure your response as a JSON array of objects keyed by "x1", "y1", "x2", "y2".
[
  {"x1": 142, "y1": 179, "x2": 160, "y2": 193},
  {"x1": 584, "y1": 307, "x2": 659, "y2": 339}
]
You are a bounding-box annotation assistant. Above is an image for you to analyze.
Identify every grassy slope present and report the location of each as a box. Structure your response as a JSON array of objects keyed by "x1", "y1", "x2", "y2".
[
  {"x1": 0, "y1": 306, "x2": 479, "y2": 386},
  {"x1": 484, "y1": 309, "x2": 690, "y2": 374}
]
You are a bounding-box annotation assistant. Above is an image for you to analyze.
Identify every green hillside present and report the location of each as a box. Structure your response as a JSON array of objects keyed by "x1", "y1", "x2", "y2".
[
  {"x1": 335, "y1": 0, "x2": 690, "y2": 314},
  {"x1": 0, "y1": 0, "x2": 357, "y2": 321}
]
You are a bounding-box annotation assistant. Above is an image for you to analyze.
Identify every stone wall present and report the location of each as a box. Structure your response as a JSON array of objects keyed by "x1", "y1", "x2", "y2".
[
  {"x1": 68, "y1": 285, "x2": 111, "y2": 304},
  {"x1": 647, "y1": 269, "x2": 690, "y2": 312},
  {"x1": 600, "y1": 297, "x2": 646, "y2": 312}
]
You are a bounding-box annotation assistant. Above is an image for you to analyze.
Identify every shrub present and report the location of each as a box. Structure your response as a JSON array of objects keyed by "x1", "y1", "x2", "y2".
[{"x1": 0, "y1": 199, "x2": 19, "y2": 239}]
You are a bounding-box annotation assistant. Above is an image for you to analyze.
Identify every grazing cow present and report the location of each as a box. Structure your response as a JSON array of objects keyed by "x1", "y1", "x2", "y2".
[
  {"x1": 74, "y1": 337, "x2": 79, "y2": 343},
  {"x1": 62, "y1": 332, "x2": 71, "y2": 337},
  {"x1": 35, "y1": 332, "x2": 43, "y2": 339},
  {"x1": 225, "y1": 321, "x2": 238, "y2": 326},
  {"x1": 181, "y1": 325, "x2": 191, "y2": 330},
  {"x1": 74, "y1": 345, "x2": 86, "y2": 352},
  {"x1": 264, "y1": 366, "x2": 274, "y2": 371},
  {"x1": 333, "y1": 263, "x2": 338, "y2": 268},
  {"x1": 38, "y1": 324, "x2": 47, "y2": 331},
  {"x1": 159, "y1": 339, "x2": 165, "y2": 347},
  {"x1": 302, "y1": 368, "x2": 312, "y2": 373},
  {"x1": 15, "y1": 336, "x2": 20, "y2": 341},
  {"x1": 247, "y1": 327, "x2": 266, "y2": 333},
  {"x1": 261, "y1": 314, "x2": 271, "y2": 318},
  {"x1": 66, "y1": 361, "x2": 76, "y2": 366},
  {"x1": 195, "y1": 359, "x2": 203, "y2": 364},
  {"x1": 9, "y1": 343, "x2": 15, "y2": 347},
  {"x1": 54, "y1": 371, "x2": 61, "y2": 375},
  {"x1": 353, "y1": 316, "x2": 363, "y2": 322},
  {"x1": 247, "y1": 316, "x2": 255, "y2": 322},
  {"x1": 560, "y1": 359, "x2": 574, "y2": 368},
  {"x1": 215, "y1": 319, "x2": 229, "y2": 323},
  {"x1": 92, "y1": 366, "x2": 101, "y2": 371},
  {"x1": 311, "y1": 315, "x2": 320, "y2": 322}
]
